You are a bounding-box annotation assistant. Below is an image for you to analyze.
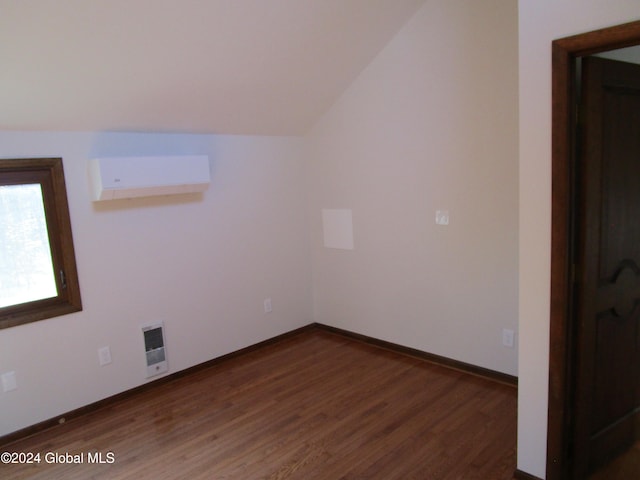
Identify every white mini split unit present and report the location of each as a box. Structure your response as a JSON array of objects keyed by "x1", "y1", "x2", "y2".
[{"x1": 89, "y1": 155, "x2": 210, "y2": 201}]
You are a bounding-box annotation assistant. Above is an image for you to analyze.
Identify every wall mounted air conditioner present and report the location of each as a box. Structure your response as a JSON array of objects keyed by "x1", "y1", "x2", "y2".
[{"x1": 89, "y1": 155, "x2": 210, "y2": 201}]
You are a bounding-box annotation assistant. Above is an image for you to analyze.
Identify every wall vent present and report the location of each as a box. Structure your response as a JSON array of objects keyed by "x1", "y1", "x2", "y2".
[{"x1": 142, "y1": 322, "x2": 168, "y2": 378}]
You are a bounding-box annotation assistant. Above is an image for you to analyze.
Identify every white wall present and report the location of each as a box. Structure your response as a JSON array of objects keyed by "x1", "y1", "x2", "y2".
[
  {"x1": 518, "y1": 1, "x2": 640, "y2": 477},
  {"x1": 306, "y1": 0, "x2": 519, "y2": 375},
  {"x1": 0, "y1": 131, "x2": 312, "y2": 436}
]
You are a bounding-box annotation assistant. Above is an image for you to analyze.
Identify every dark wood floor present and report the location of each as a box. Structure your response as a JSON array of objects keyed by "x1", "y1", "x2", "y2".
[
  {"x1": 0, "y1": 329, "x2": 517, "y2": 479},
  {"x1": 589, "y1": 440, "x2": 640, "y2": 480}
]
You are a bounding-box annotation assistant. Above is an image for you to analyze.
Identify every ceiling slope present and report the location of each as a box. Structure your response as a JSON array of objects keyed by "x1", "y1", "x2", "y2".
[{"x1": 0, "y1": 0, "x2": 425, "y2": 135}]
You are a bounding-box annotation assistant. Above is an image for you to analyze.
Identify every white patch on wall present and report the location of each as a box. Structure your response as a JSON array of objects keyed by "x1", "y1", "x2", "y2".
[{"x1": 322, "y1": 209, "x2": 354, "y2": 250}]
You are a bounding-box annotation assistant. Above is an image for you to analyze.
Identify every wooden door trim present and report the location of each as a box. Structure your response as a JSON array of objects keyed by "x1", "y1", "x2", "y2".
[{"x1": 548, "y1": 20, "x2": 640, "y2": 480}]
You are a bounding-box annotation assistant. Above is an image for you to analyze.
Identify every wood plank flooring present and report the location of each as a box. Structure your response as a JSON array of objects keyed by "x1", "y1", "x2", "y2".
[
  {"x1": 589, "y1": 440, "x2": 640, "y2": 480},
  {"x1": 0, "y1": 329, "x2": 517, "y2": 479}
]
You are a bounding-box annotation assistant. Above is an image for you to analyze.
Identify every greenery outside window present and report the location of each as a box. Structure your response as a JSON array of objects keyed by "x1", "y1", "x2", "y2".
[{"x1": 0, "y1": 158, "x2": 82, "y2": 329}]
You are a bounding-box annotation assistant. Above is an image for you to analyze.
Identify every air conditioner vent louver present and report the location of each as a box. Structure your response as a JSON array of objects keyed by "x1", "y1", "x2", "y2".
[{"x1": 89, "y1": 155, "x2": 210, "y2": 201}]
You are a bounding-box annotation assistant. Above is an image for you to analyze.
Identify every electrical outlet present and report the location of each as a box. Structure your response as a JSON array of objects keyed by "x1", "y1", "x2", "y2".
[
  {"x1": 1, "y1": 371, "x2": 17, "y2": 392},
  {"x1": 98, "y1": 346, "x2": 112, "y2": 366},
  {"x1": 264, "y1": 298, "x2": 272, "y2": 314},
  {"x1": 502, "y1": 329, "x2": 515, "y2": 348}
]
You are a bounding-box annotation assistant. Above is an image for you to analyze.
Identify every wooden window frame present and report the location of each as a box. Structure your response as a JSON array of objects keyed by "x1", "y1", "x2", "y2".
[{"x1": 0, "y1": 158, "x2": 82, "y2": 329}]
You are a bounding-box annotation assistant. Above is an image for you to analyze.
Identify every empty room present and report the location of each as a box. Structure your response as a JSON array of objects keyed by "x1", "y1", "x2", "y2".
[{"x1": 1, "y1": 1, "x2": 639, "y2": 479}]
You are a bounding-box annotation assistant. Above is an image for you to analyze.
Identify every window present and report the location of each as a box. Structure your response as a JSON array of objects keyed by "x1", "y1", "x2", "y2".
[{"x1": 0, "y1": 158, "x2": 82, "y2": 329}]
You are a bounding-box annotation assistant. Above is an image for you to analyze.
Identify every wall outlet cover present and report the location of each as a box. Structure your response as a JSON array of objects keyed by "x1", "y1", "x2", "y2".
[
  {"x1": 2, "y1": 371, "x2": 17, "y2": 392},
  {"x1": 98, "y1": 346, "x2": 112, "y2": 366},
  {"x1": 502, "y1": 329, "x2": 515, "y2": 348}
]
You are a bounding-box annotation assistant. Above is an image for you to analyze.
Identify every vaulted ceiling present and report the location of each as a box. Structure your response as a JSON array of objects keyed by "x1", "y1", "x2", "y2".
[{"x1": 0, "y1": 0, "x2": 425, "y2": 135}]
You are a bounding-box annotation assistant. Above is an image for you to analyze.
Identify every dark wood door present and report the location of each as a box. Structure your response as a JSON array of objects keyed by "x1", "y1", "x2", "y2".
[{"x1": 573, "y1": 55, "x2": 640, "y2": 478}]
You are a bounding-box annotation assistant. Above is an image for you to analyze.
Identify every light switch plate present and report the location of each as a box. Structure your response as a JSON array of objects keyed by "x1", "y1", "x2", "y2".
[{"x1": 435, "y1": 210, "x2": 450, "y2": 225}]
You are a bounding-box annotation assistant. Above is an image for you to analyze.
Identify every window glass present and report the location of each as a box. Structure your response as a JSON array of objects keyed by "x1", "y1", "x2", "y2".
[{"x1": 0, "y1": 183, "x2": 58, "y2": 308}]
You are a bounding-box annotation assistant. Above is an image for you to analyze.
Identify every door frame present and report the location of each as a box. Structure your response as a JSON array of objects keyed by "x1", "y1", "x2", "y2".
[{"x1": 548, "y1": 20, "x2": 640, "y2": 480}]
